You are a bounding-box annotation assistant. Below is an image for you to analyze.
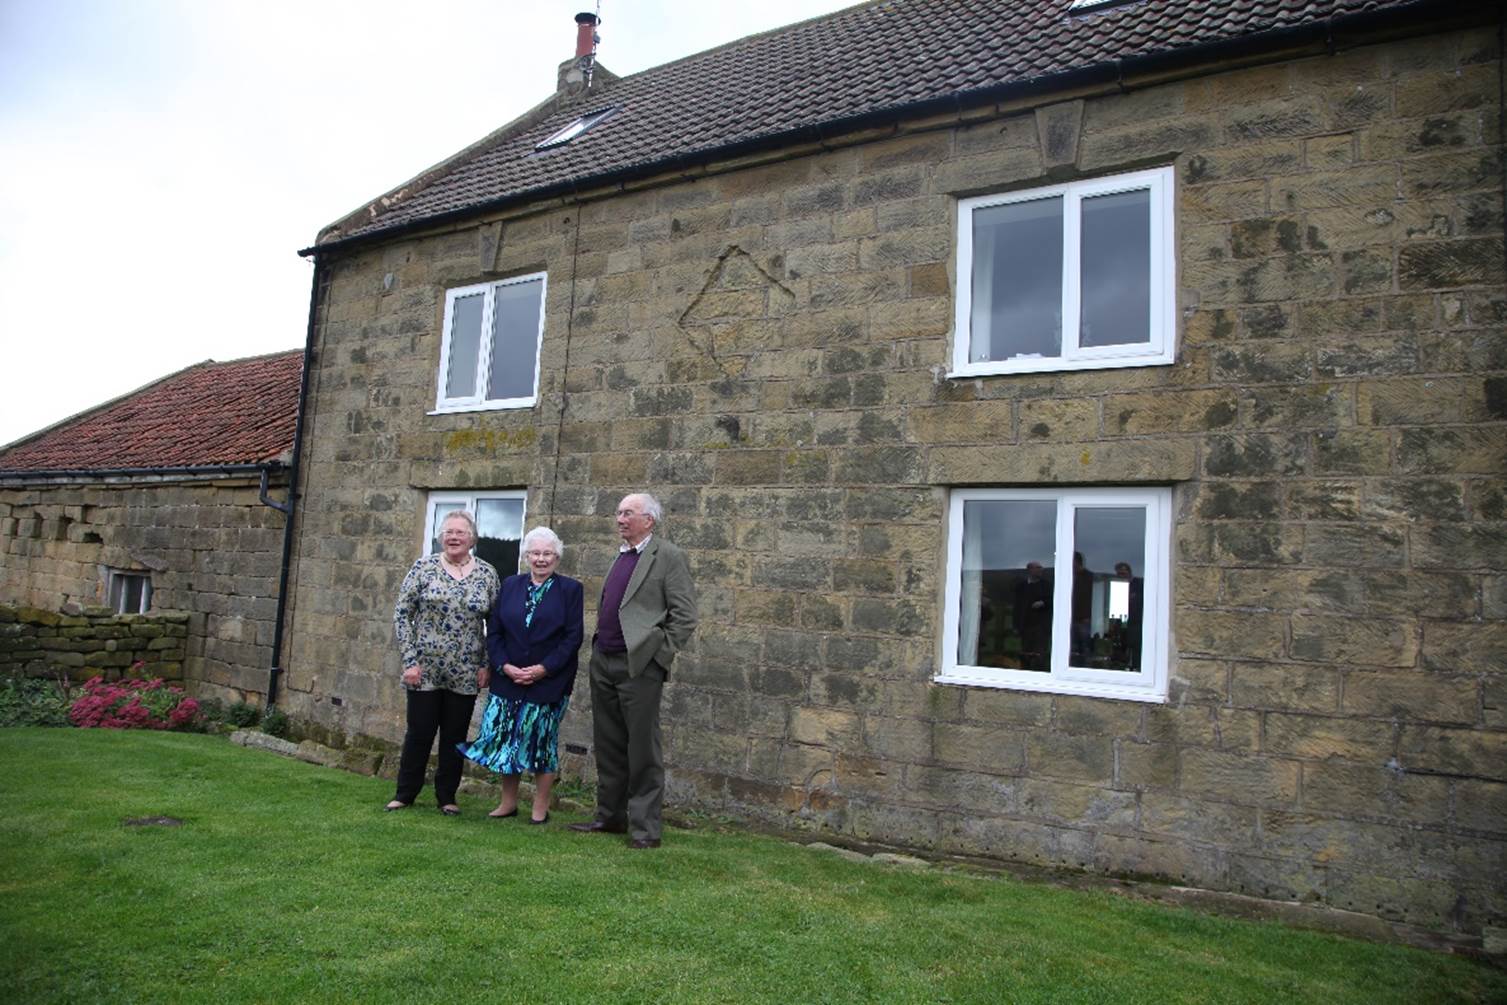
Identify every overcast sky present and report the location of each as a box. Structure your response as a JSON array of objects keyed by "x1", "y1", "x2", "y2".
[{"x1": 0, "y1": 0, "x2": 856, "y2": 447}]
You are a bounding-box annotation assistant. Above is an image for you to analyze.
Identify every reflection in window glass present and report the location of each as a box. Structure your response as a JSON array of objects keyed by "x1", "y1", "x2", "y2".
[
  {"x1": 1080, "y1": 188, "x2": 1151, "y2": 348},
  {"x1": 487, "y1": 278, "x2": 544, "y2": 402},
  {"x1": 971, "y1": 196, "x2": 1063, "y2": 363},
  {"x1": 1071, "y1": 507, "x2": 1146, "y2": 672},
  {"x1": 475, "y1": 497, "x2": 525, "y2": 575},
  {"x1": 444, "y1": 293, "x2": 485, "y2": 399},
  {"x1": 943, "y1": 486, "x2": 1169, "y2": 702},
  {"x1": 958, "y1": 499, "x2": 1057, "y2": 671}
]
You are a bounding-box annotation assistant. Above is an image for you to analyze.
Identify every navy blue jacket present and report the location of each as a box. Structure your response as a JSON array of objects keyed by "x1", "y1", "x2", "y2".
[{"x1": 485, "y1": 573, "x2": 584, "y2": 705}]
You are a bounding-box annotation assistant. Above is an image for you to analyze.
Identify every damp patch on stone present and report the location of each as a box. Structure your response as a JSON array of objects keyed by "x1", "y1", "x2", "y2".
[{"x1": 123, "y1": 816, "x2": 183, "y2": 828}]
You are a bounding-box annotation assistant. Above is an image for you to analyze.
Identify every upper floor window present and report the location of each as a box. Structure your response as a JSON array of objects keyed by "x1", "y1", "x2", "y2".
[
  {"x1": 951, "y1": 166, "x2": 1175, "y2": 377},
  {"x1": 939, "y1": 486, "x2": 1171, "y2": 702},
  {"x1": 434, "y1": 272, "x2": 547, "y2": 413},
  {"x1": 423, "y1": 491, "x2": 527, "y2": 576}
]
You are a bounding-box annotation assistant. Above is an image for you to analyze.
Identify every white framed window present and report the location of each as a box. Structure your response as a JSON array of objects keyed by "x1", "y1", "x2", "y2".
[
  {"x1": 950, "y1": 166, "x2": 1175, "y2": 377},
  {"x1": 939, "y1": 486, "x2": 1171, "y2": 702},
  {"x1": 433, "y1": 272, "x2": 547, "y2": 413},
  {"x1": 424, "y1": 491, "x2": 528, "y2": 576},
  {"x1": 105, "y1": 569, "x2": 151, "y2": 614}
]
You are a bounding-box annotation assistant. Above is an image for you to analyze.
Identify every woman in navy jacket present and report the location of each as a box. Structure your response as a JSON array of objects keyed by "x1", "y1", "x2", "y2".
[{"x1": 458, "y1": 526, "x2": 584, "y2": 824}]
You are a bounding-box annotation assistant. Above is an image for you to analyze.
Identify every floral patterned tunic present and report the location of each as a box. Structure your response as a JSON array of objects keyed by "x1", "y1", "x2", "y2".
[{"x1": 392, "y1": 554, "x2": 501, "y2": 694}]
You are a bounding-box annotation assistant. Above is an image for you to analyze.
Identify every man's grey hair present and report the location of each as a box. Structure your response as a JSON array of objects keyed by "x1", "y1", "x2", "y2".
[
  {"x1": 522, "y1": 526, "x2": 564, "y2": 556},
  {"x1": 636, "y1": 493, "x2": 663, "y2": 527}
]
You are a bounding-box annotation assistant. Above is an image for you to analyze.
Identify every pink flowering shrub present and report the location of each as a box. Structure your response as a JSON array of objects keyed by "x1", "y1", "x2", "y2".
[{"x1": 69, "y1": 675, "x2": 200, "y2": 731}]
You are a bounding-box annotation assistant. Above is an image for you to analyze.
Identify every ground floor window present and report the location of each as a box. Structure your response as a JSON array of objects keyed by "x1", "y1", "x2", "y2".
[
  {"x1": 423, "y1": 491, "x2": 527, "y2": 577},
  {"x1": 939, "y1": 486, "x2": 1170, "y2": 701},
  {"x1": 105, "y1": 569, "x2": 151, "y2": 614}
]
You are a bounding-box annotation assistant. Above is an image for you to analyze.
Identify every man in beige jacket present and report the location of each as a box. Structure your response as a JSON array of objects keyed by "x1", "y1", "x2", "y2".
[{"x1": 570, "y1": 492, "x2": 697, "y2": 848}]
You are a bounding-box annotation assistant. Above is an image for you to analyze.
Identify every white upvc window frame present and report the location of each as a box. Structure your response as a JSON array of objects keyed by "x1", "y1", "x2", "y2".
[
  {"x1": 949, "y1": 165, "x2": 1176, "y2": 377},
  {"x1": 431, "y1": 271, "x2": 548, "y2": 414},
  {"x1": 938, "y1": 486, "x2": 1172, "y2": 703}
]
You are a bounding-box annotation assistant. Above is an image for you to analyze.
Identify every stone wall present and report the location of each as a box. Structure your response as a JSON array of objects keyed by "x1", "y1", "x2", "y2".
[
  {"x1": 0, "y1": 477, "x2": 287, "y2": 701},
  {"x1": 285, "y1": 22, "x2": 1506, "y2": 936},
  {"x1": 0, "y1": 603, "x2": 189, "y2": 679}
]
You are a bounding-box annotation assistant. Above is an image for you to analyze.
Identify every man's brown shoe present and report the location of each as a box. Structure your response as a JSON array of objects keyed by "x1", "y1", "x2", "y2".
[
  {"x1": 568, "y1": 820, "x2": 626, "y2": 834},
  {"x1": 628, "y1": 838, "x2": 661, "y2": 849}
]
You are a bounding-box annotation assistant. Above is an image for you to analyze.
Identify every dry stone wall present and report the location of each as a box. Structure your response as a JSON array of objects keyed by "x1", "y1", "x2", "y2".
[
  {"x1": 286, "y1": 23, "x2": 1506, "y2": 936},
  {"x1": 0, "y1": 603, "x2": 189, "y2": 679}
]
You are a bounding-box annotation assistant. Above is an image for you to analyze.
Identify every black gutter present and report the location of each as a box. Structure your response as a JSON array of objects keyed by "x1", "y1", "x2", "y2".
[
  {"x1": 0, "y1": 463, "x2": 280, "y2": 481},
  {"x1": 266, "y1": 257, "x2": 322, "y2": 711},
  {"x1": 299, "y1": 0, "x2": 1480, "y2": 259}
]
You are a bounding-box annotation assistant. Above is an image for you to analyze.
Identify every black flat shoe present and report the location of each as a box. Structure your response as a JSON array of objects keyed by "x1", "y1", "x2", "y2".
[
  {"x1": 488, "y1": 808, "x2": 518, "y2": 819},
  {"x1": 529, "y1": 812, "x2": 550, "y2": 825},
  {"x1": 384, "y1": 801, "x2": 410, "y2": 812},
  {"x1": 439, "y1": 805, "x2": 461, "y2": 817}
]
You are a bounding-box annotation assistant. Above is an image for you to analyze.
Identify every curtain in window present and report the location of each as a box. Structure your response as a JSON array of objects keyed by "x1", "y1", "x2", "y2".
[{"x1": 957, "y1": 510, "x2": 984, "y2": 666}]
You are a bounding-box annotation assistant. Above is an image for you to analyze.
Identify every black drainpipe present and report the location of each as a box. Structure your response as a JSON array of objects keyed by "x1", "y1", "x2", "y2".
[{"x1": 266, "y1": 256, "x2": 323, "y2": 710}]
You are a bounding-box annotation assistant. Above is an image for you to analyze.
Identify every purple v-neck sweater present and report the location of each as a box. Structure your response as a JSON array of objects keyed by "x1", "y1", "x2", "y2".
[{"x1": 595, "y1": 549, "x2": 640, "y2": 652}]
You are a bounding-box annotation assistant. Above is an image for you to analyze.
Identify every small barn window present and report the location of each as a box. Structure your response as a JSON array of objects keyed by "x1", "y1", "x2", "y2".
[{"x1": 106, "y1": 570, "x2": 152, "y2": 614}]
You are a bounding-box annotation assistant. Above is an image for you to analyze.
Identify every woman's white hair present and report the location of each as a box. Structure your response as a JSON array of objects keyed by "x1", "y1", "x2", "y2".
[
  {"x1": 439, "y1": 509, "x2": 478, "y2": 540},
  {"x1": 521, "y1": 526, "x2": 564, "y2": 555}
]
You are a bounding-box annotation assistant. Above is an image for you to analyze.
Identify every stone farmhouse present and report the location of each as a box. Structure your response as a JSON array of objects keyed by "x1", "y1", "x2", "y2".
[
  {"x1": 285, "y1": 0, "x2": 1505, "y2": 938},
  {"x1": 0, "y1": 350, "x2": 304, "y2": 701}
]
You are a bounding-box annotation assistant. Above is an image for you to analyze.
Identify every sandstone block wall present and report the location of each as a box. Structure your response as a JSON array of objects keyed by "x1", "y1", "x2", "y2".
[
  {"x1": 286, "y1": 23, "x2": 1505, "y2": 935},
  {"x1": 0, "y1": 478, "x2": 287, "y2": 701}
]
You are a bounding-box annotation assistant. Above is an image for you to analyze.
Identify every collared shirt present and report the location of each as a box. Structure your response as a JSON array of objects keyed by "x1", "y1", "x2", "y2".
[{"x1": 619, "y1": 533, "x2": 653, "y2": 554}]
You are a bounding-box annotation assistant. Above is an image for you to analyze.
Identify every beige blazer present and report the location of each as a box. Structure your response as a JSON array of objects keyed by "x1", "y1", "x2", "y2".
[{"x1": 615, "y1": 536, "x2": 698, "y2": 678}]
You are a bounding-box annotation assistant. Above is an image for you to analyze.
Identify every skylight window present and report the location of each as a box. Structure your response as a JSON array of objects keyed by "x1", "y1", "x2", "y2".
[
  {"x1": 1068, "y1": 0, "x2": 1137, "y2": 11},
  {"x1": 535, "y1": 107, "x2": 616, "y2": 151}
]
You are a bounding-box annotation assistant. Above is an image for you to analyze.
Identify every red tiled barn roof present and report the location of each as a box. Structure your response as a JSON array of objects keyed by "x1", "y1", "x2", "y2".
[
  {"x1": 315, "y1": 0, "x2": 1456, "y2": 249},
  {"x1": 0, "y1": 350, "x2": 303, "y2": 473}
]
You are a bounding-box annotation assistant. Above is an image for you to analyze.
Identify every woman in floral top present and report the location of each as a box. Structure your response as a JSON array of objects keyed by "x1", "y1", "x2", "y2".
[{"x1": 386, "y1": 510, "x2": 500, "y2": 815}]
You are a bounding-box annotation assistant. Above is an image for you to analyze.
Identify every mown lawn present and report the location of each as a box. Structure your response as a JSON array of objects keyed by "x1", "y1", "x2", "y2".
[{"x1": 0, "y1": 728, "x2": 1501, "y2": 1004}]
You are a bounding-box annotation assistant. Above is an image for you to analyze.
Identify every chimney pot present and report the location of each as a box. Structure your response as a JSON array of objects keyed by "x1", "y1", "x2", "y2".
[{"x1": 575, "y1": 12, "x2": 599, "y2": 59}]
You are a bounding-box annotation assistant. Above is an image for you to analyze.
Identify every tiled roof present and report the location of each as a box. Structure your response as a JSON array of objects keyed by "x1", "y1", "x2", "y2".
[
  {"x1": 0, "y1": 350, "x2": 303, "y2": 473},
  {"x1": 320, "y1": 0, "x2": 1444, "y2": 247}
]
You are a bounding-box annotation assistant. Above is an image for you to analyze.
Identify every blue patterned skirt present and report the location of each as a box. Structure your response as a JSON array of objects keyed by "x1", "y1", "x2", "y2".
[{"x1": 458, "y1": 694, "x2": 569, "y2": 775}]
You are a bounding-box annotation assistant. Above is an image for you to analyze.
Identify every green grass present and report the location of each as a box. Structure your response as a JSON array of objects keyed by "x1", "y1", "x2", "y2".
[{"x1": 0, "y1": 729, "x2": 1501, "y2": 1004}]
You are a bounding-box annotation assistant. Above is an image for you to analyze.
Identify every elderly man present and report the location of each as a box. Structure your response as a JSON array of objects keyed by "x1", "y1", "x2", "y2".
[{"x1": 569, "y1": 492, "x2": 697, "y2": 848}]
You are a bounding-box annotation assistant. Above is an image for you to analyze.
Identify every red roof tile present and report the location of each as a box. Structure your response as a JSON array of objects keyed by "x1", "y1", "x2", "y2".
[
  {"x1": 0, "y1": 350, "x2": 303, "y2": 473},
  {"x1": 316, "y1": 0, "x2": 1459, "y2": 249}
]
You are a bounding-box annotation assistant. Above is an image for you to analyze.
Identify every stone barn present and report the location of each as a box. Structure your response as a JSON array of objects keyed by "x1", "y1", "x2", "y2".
[{"x1": 0, "y1": 349, "x2": 303, "y2": 701}]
